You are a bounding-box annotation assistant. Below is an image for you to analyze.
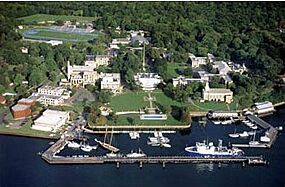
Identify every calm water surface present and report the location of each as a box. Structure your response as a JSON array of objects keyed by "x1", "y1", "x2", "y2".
[{"x1": 0, "y1": 108, "x2": 285, "y2": 187}]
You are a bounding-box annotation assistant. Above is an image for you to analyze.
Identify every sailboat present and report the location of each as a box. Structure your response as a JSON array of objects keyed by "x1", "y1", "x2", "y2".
[
  {"x1": 249, "y1": 130, "x2": 259, "y2": 145},
  {"x1": 228, "y1": 127, "x2": 240, "y2": 138},
  {"x1": 94, "y1": 127, "x2": 120, "y2": 153}
]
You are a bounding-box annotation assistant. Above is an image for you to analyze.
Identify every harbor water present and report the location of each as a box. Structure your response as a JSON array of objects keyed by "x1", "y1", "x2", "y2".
[{"x1": 0, "y1": 107, "x2": 285, "y2": 187}]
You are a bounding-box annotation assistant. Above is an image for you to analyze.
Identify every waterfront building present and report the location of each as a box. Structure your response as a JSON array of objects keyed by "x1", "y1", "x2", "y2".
[
  {"x1": 202, "y1": 82, "x2": 233, "y2": 103},
  {"x1": 32, "y1": 109, "x2": 69, "y2": 132},
  {"x1": 11, "y1": 104, "x2": 31, "y2": 120},
  {"x1": 84, "y1": 55, "x2": 112, "y2": 68},
  {"x1": 33, "y1": 85, "x2": 70, "y2": 106},
  {"x1": 252, "y1": 101, "x2": 275, "y2": 115},
  {"x1": 134, "y1": 73, "x2": 162, "y2": 91},
  {"x1": 17, "y1": 98, "x2": 37, "y2": 107},
  {"x1": 100, "y1": 73, "x2": 121, "y2": 93}
]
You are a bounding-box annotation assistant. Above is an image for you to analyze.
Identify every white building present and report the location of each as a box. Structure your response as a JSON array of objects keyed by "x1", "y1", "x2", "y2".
[
  {"x1": 134, "y1": 73, "x2": 162, "y2": 91},
  {"x1": 213, "y1": 61, "x2": 232, "y2": 75},
  {"x1": 32, "y1": 110, "x2": 69, "y2": 132},
  {"x1": 84, "y1": 55, "x2": 112, "y2": 68},
  {"x1": 203, "y1": 82, "x2": 233, "y2": 103},
  {"x1": 34, "y1": 85, "x2": 70, "y2": 106},
  {"x1": 110, "y1": 38, "x2": 131, "y2": 49},
  {"x1": 100, "y1": 73, "x2": 121, "y2": 93},
  {"x1": 189, "y1": 53, "x2": 207, "y2": 68},
  {"x1": 172, "y1": 76, "x2": 205, "y2": 87},
  {"x1": 252, "y1": 101, "x2": 275, "y2": 115},
  {"x1": 64, "y1": 61, "x2": 100, "y2": 87}
]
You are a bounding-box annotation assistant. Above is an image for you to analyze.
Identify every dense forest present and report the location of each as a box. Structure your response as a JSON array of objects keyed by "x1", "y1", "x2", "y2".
[{"x1": 0, "y1": 2, "x2": 284, "y2": 105}]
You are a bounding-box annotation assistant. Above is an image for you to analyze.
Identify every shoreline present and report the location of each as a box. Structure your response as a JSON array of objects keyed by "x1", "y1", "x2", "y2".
[{"x1": 0, "y1": 131, "x2": 59, "y2": 140}]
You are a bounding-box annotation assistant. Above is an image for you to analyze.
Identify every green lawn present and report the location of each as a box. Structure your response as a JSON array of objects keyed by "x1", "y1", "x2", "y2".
[
  {"x1": 152, "y1": 91, "x2": 185, "y2": 108},
  {"x1": 0, "y1": 119, "x2": 54, "y2": 137},
  {"x1": 167, "y1": 63, "x2": 188, "y2": 78},
  {"x1": 110, "y1": 91, "x2": 148, "y2": 112},
  {"x1": 18, "y1": 14, "x2": 97, "y2": 24}
]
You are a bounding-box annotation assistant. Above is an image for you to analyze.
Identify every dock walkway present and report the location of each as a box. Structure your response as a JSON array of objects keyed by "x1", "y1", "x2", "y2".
[{"x1": 233, "y1": 115, "x2": 279, "y2": 148}]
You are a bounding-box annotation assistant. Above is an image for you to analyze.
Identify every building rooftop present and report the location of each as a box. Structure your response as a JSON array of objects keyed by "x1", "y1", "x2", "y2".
[
  {"x1": 18, "y1": 98, "x2": 36, "y2": 104},
  {"x1": 131, "y1": 35, "x2": 149, "y2": 44},
  {"x1": 101, "y1": 73, "x2": 120, "y2": 84},
  {"x1": 11, "y1": 104, "x2": 30, "y2": 111},
  {"x1": 206, "y1": 88, "x2": 233, "y2": 94}
]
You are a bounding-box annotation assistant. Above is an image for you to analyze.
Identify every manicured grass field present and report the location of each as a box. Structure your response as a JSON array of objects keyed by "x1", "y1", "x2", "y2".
[
  {"x1": 110, "y1": 91, "x2": 148, "y2": 112},
  {"x1": 167, "y1": 63, "x2": 188, "y2": 78},
  {"x1": 18, "y1": 14, "x2": 97, "y2": 24},
  {"x1": 19, "y1": 28, "x2": 97, "y2": 41},
  {"x1": 152, "y1": 91, "x2": 185, "y2": 108}
]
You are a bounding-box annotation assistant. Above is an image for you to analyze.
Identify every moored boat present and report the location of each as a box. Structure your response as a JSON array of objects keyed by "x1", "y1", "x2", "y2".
[
  {"x1": 185, "y1": 140, "x2": 244, "y2": 157},
  {"x1": 80, "y1": 144, "x2": 93, "y2": 152},
  {"x1": 67, "y1": 141, "x2": 81, "y2": 148},
  {"x1": 239, "y1": 131, "x2": 249, "y2": 137},
  {"x1": 229, "y1": 133, "x2": 240, "y2": 138},
  {"x1": 126, "y1": 149, "x2": 146, "y2": 158}
]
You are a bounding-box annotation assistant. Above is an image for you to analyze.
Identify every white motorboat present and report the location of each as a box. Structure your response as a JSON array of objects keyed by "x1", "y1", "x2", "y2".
[
  {"x1": 81, "y1": 144, "x2": 93, "y2": 152},
  {"x1": 229, "y1": 127, "x2": 239, "y2": 138},
  {"x1": 126, "y1": 149, "x2": 146, "y2": 158},
  {"x1": 129, "y1": 132, "x2": 140, "y2": 140},
  {"x1": 249, "y1": 141, "x2": 260, "y2": 145},
  {"x1": 106, "y1": 152, "x2": 122, "y2": 158},
  {"x1": 229, "y1": 133, "x2": 240, "y2": 138},
  {"x1": 147, "y1": 142, "x2": 161, "y2": 146},
  {"x1": 239, "y1": 131, "x2": 249, "y2": 137},
  {"x1": 159, "y1": 137, "x2": 170, "y2": 143},
  {"x1": 246, "y1": 122, "x2": 254, "y2": 127},
  {"x1": 212, "y1": 121, "x2": 221, "y2": 125},
  {"x1": 251, "y1": 125, "x2": 258, "y2": 130},
  {"x1": 161, "y1": 143, "x2": 171, "y2": 148},
  {"x1": 148, "y1": 136, "x2": 170, "y2": 143},
  {"x1": 248, "y1": 131, "x2": 255, "y2": 136},
  {"x1": 67, "y1": 141, "x2": 81, "y2": 148},
  {"x1": 260, "y1": 136, "x2": 270, "y2": 143},
  {"x1": 221, "y1": 120, "x2": 232, "y2": 125}
]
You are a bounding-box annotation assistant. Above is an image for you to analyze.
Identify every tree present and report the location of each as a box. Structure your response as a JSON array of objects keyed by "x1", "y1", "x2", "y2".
[
  {"x1": 14, "y1": 74, "x2": 24, "y2": 86},
  {"x1": 97, "y1": 90, "x2": 111, "y2": 103},
  {"x1": 162, "y1": 105, "x2": 172, "y2": 115},
  {"x1": 96, "y1": 115, "x2": 108, "y2": 126},
  {"x1": 183, "y1": 67, "x2": 192, "y2": 77}
]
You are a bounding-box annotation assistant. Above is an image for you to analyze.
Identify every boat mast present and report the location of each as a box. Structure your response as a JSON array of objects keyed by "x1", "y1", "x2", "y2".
[
  {"x1": 103, "y1": 127, "x2": 108, "y2": 143},
  {"x1": 109, "y1": 127, "x2": 114, "y2": 145}
]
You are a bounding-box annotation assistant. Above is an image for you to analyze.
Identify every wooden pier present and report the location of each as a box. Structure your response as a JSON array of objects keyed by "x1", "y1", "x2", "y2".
[
  {"x1": 41, "y1": 136, "x2": 267, "y2": 167},
  {"x1": 232, "y1": 115, "x2": 279, "y2": 149},
  {"x1": 42, "y1": 154, "x2": 267, "y2": 166}
]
